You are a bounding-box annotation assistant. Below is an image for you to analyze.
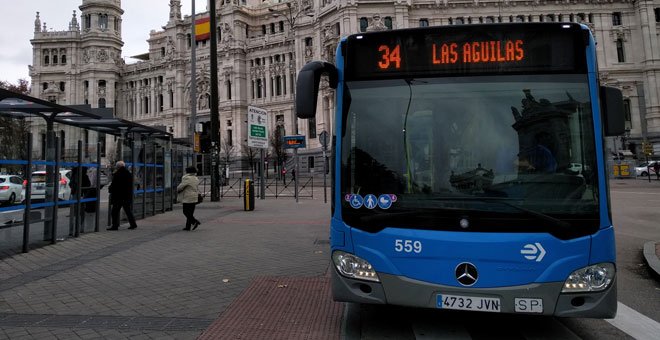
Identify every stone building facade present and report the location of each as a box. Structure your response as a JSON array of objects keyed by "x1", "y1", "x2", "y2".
[{"x1": 29, "y1": 0, "x2": 660, "y2": 169}]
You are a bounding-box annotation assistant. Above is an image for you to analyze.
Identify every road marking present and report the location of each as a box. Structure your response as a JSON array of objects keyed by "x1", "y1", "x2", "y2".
[
  {"x1": 611, "y1": 191, "x2": 660, "y2": 195},
  {"x1": 519, "y1": 317, "x2": 581, "y2": 340},
  {"x1": 607, "y1": 302, "x2": 660, "y2": 340}
]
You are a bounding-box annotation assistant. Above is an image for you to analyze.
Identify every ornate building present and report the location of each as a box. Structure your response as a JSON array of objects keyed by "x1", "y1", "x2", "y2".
[{"x1": 29, "y1": 0, "x2": 660, "y2": 169}]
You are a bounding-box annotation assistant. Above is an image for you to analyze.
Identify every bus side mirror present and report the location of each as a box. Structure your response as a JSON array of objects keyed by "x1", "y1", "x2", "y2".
[
  {"x1": 600, "y1": 86, "x2": 625, "y2": 136},
  {"x1": 296, "y1": 61, "x2": 338, "y2": 119}
]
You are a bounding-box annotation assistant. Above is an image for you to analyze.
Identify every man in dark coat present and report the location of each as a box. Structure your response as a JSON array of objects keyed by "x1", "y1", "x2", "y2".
[{"x1": 108, "y1": 161, "x2": 138, "y2": 230}]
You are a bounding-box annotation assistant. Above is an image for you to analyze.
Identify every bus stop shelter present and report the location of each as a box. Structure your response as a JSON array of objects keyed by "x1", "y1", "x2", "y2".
[{"x1": 0, "y1": 89, "x2": 192, "y2": 256}]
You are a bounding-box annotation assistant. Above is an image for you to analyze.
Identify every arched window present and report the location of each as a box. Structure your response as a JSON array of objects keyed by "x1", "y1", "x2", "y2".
[
  {"x1": 98, "y1": 98, "x2": 106, "y2": 108},
  {"x1": 53, "y1": 55, "x2": 58, "y2": 64},
  {"x1": 279, "y1": 21, "x2": 284, "y2": 32},
  {"x1": 44, "y1": 55, "x2": 49, "y2": 65},
  {"x1": 226, "y1": 80, "x2": 232, "y2": 100},
  {"x1": 61, "y1": 54, "x2": 67, "y2": 64},
  {"x1": 270, "y1": 23, "x2": 276, "y2": 34},
  {"x1": 99, "y1": 14, "x2": 108, "y2": 29}
]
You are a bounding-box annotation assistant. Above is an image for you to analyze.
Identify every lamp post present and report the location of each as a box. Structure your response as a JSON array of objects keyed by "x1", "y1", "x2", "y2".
[{"x1": 268, "y1": 1, "x2": 313, "y2": 202}]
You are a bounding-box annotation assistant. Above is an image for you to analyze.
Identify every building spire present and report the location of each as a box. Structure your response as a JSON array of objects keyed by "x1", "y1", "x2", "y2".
[
  {"x1": 169, "y1": 0, "x2": 182, "y2": 21},
  {"x1": 34, "y1": 12, "x2": 41, "y2": 33},
  {"x1": 69, "y1": 10, "x2": 79, "y2": 31}
]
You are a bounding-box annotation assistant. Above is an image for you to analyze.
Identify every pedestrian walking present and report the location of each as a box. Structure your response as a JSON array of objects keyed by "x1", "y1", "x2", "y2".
[
  {"x1": 177, "y1": 166, "x2": 201, "y2": 231},
  {"x1": 108, "y1": 161, "x2": 138, "y2": 230},
  {"x1": 69, "y1": 166, "x2": 91, "y2": 233},
  {"x1": 654, "y1": 161, "x2": 660, "y2": 180}
]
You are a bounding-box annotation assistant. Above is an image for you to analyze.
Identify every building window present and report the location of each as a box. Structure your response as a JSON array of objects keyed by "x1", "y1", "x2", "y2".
[
  {"x1": 384, "y1": 17, "x2": 393, "y2": 30},
  {"x1": 279, "y1": 21, "x2": 284, "y2": 32},
  {"x1": 44, "y1": 55, "x2": 49, "y2": 65},
  {"x1": 616, "y1": 38, "x2": 625, "y2": 62},
  {"x1": 99, "y1": 98, "x2": 106, "y2": 108},
  {"x1": 59, "y1": 82, "x2": 65, "y2": 91},
  {"x1": 308, "y1": 116, "x2": 317, "y2": 138},
  {"x1": 359, "y1": 17, "x2": 368, "y2": 32},
  {"x1": 623, "y1": 99, "x2": 631, "y2": 130},
  {"x1": 144, "y1": 96, "x2": 149, "y2": 114},
  {"x1": 256, "y1": 79, "x2": 262, "y2": 98},
  {"x1": 270, "y1": 23, "x2": 276, "y2": 34},
  {"x1": 419, "y1": 19, "x2": 429, "y2": 27},
  {"x1": 655, "y1": 8, "x2": 660, "y2": 22},
  {"x1": 187, "y1": 33, "x2": 191, "y2": 48},
  {"x1": 61, "y1": 54, "x2": 66, "y2": 64},
  {"x1": 612, "y1": 12, "x2": 622, "y2": 26},
  {"x1": 161, "y1": 47, "x2": 165, "y2": 56},
  {"x1": 99, "y1": 14, "x2": 108, "y2": 29},
  {"x1": 275, "y1": 76, "x2": 282, "y2": 96},
  {"x1": 158, "y1": 94, "x2": 163, "y2": 112},
  {"x1": 84, "y1": 14, "x2": 91, "y2": 29},
  {"x1": 335, "y1": 22, "x2": 340, "y2": 35},
  {"x1": 305, "y1": 37, "x2": 313, "y2": 46},
  {"x1": 99, "y1": 80, "x2": 106, "y2": 88},
  {"x1": 169, "y1": 90, "x2": 174, "y2": 108},
  {"x1": 226, "y1": 80, "x2": 232, "y2": 100},
  {"x1": 308, "y1": 156, "x2": 315, "y2": 170},
  {"x1": 227, "y1": 129, "x2": 233, "y2": 146},
  {"x1": 262, "y1": 25, "x2": 266, "y2": 35},
  {"x1": 53, "y1": 55, "x2": 58, "y2": 64},
  {"x1": 42, "y1": 82, "x2": 48, "y2": 91}
]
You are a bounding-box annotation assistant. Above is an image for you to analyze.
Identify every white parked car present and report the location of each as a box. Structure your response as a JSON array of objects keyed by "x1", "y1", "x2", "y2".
[
  {"x1": 634, "y1": 161, "x2": 658, "y2": 177},
  {"x1": 22, "y1": 170, "x2": 72, "y2": 201},
  {"x1": 0, "y1": 175, "x2": 24, "y2": 205},
  {"x1": 567, "y1": 163, "x2": 590, "y2": 175}
]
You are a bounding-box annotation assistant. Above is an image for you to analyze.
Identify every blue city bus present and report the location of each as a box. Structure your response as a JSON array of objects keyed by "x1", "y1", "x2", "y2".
[{"x1": 296, "y1": 23, "x2": 624, "y2": 317}]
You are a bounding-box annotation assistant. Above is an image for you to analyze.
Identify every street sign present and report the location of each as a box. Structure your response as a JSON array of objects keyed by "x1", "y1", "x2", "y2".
[
  {"x1": 319, "y1": 130, "x2": 329, "y2": 150},
  {"x1": 247, "y1": 106, "x2": 268, "y2": 149},
  {"x1": 643, "y1": 142, "x2": 654, "y2": 155},
  {"x1": 283, "y1": 135, "x2": 306, "y2": 149}
]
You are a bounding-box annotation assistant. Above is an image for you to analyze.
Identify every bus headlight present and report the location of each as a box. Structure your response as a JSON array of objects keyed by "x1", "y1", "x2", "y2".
[
  {"x1": 562, "y1": 263, "x2": 615, "y2": 293},
  {"x1": 332, "y1": 251, "x2": 380, "y2": 282}
]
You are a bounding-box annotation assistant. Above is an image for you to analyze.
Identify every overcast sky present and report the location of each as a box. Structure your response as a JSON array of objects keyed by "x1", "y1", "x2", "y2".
[{"x1": 0, "y1": 0, "x2": 207, "y2": 85}]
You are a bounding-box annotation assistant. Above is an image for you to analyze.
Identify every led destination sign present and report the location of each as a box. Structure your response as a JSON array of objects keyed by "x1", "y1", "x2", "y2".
[{"x1": 345, "y1": 23, "x2": 587, "y2": 80}]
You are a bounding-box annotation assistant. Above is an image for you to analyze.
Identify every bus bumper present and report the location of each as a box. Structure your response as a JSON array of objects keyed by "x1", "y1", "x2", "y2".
[{"x1": 332, "y1": 269, "x2": 617, "y2": 318}]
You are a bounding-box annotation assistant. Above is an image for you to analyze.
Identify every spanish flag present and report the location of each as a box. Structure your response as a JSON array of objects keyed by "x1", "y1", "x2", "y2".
[{"x1": 195, "y1": 17, "x2": 210, "y2": 41}]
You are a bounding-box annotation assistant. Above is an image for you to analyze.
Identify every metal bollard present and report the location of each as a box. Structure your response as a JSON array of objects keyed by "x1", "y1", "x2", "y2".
[{"x1": 243, "y1": 178, "x2": 255, "y2": 211}]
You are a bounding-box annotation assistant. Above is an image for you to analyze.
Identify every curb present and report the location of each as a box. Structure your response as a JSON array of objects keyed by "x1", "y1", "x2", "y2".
[{"x1": 642, "y1": 241, "x2": 660, "y2": 280}]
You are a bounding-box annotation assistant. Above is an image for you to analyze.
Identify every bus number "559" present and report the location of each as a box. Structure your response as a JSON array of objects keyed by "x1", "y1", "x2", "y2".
[{"x1": 394, "y1": 240, "x2": 422, "y2": 253}]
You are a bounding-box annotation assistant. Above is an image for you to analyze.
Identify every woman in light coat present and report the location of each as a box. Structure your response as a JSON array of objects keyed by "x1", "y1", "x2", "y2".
[{"x1": 177, "y1": 166, "x2": 201, "y2": 231}]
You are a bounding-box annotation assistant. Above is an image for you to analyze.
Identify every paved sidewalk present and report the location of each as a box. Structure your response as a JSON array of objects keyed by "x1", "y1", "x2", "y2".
[{"x1": 0, "y1": 195, "x2": 337, "y2": 339}]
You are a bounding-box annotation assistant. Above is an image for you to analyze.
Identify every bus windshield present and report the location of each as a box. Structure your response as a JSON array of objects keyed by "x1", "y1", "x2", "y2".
[{"x1": 341, "y1": 74, "x2": 599, "y2": 237}]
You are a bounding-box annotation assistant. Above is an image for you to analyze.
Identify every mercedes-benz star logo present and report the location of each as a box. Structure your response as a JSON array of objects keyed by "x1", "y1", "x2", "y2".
[{"x1": 455, "y1": 262, "x2": 478, "y2": 286}]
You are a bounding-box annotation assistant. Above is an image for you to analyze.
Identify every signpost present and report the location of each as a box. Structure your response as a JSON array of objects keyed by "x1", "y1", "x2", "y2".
[
  {"x1": 248, "y1": 106, "x2": 269, "y2": 199},
  {"x1": 283, "y1": 135, "x2": 306, "y2": 202}
]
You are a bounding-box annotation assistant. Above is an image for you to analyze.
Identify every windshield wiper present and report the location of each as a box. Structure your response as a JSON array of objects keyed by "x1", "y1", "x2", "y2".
[{"x1": 431, "y1": 196, "x2": 571, "y2": 230}]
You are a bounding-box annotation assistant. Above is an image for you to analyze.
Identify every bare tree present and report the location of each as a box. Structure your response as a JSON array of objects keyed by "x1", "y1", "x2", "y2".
[
  {"x1": 219, "y1": 135, "x2": 235, "y2": 177},
  {"x1": 241, "y1": 142, "x2": 260, "y2": 178},
  {"x1": 269, "y1": 126, "x2": 287, "y2": 179},
  {"x1": 0, "y1": 79, "x2": 31, "y2": 172}
]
